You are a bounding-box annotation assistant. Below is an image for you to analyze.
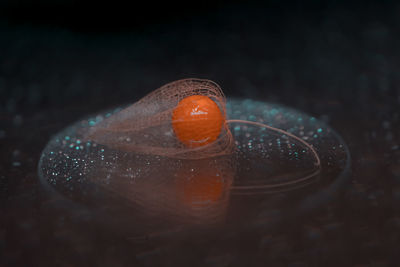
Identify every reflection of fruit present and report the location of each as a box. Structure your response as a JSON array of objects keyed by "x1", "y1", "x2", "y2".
[
  {"x1": 172, "y1": 95, "x2": 224, "y2": 147},
  {"x1": 176, "y1": 168, "x2": 225, "y2": 208}
]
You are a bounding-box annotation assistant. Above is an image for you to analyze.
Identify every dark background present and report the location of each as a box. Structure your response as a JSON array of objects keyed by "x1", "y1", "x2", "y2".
[{"x1": 1, "y1": 0, "x2": 399, "y2": 266}]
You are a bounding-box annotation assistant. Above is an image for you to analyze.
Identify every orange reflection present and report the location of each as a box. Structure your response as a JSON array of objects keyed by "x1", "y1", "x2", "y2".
[
  {"x1": 175, "y1": 157, "x2": 234, "y2": 213},
  {"x1": 91, "y1": 155, "x2": 234, "y2": 225}
]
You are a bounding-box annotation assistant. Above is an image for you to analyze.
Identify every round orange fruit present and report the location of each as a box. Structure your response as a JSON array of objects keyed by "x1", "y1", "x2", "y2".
[{"x1": 172, "y1": 95, "x2": 224, "y2": 147}]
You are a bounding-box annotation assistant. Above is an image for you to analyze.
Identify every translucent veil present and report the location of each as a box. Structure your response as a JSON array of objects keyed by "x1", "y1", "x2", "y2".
[
  {"x1": 83, "y1": 78, "x2": 320, "y2": 170},
  {"x1": 82, "y1": 79, "x2": 235, "y2": 159}
]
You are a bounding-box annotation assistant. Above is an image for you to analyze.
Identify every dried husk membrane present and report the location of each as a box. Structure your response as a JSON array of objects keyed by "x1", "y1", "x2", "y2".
[{"x1": 82, "y1": 78, "x2": 234, "y2": 159}]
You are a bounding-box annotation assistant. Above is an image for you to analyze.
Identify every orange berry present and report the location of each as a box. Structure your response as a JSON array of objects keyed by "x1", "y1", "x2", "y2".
[{"x1": 172, "y1": 95, "x2": 224, "y2": 147}]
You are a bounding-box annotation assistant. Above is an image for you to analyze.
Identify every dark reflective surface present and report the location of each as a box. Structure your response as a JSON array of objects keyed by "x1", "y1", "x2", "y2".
[
  {"x1": 37, "y1": 98, "x2": 350, "y2": 243},
  {"x1": 1, "y1": 1, "x2": 399, "y2": 266}
]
